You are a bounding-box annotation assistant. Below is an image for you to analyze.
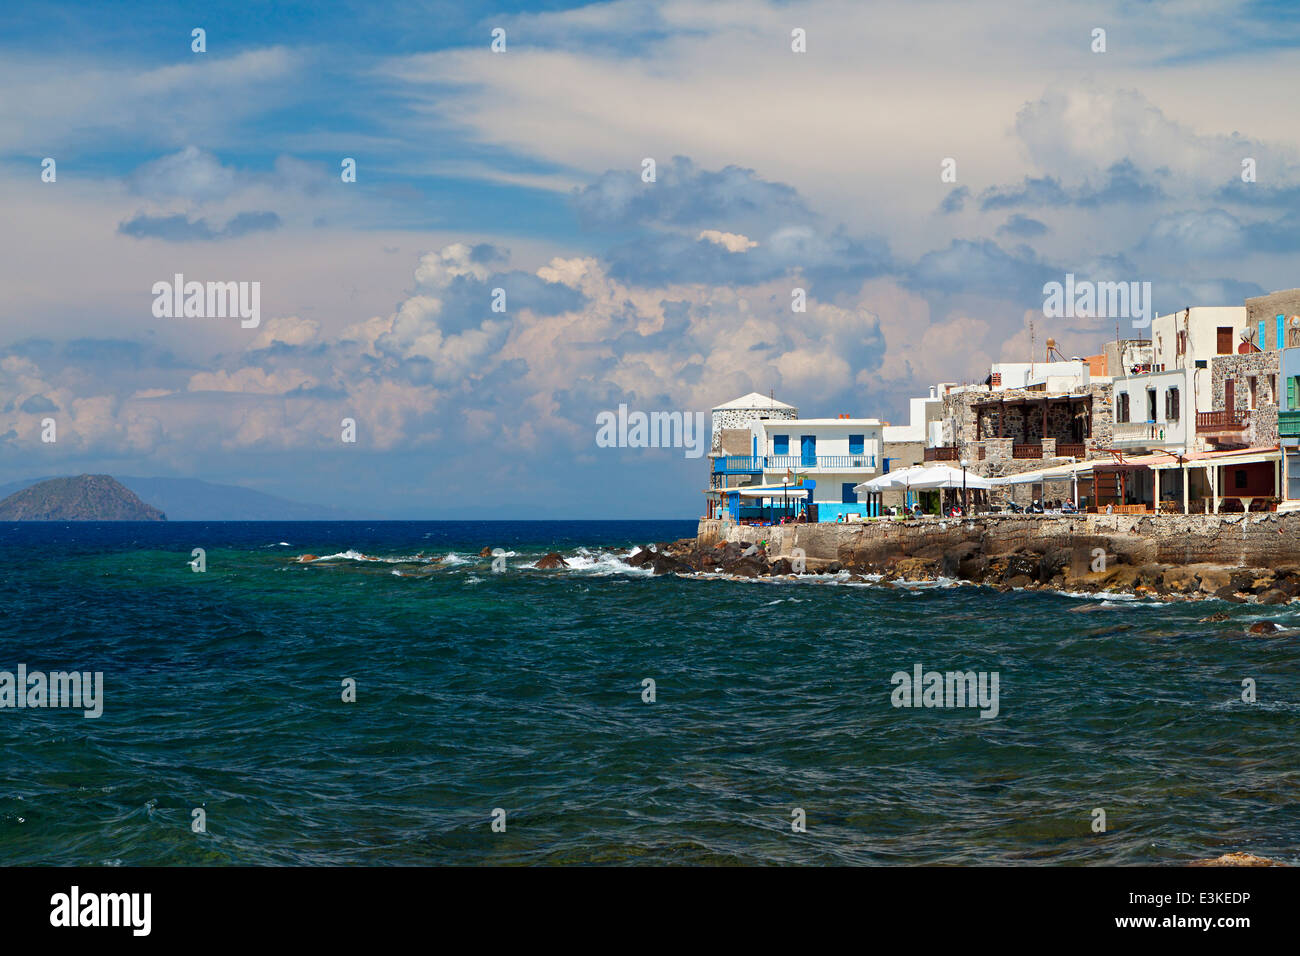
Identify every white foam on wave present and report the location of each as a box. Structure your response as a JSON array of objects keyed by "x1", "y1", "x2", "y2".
[
  {"x1": 561, "y1": 547, "x2": 653, "y2": 576},
  {"x1": 306, "y1": 550, "x2": 449, "y2": 565}
]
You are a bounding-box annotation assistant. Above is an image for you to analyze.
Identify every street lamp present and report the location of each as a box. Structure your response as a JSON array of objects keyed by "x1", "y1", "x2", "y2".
[{"x1": 960, "y1": 457, "x2": 970, "y2": 515}]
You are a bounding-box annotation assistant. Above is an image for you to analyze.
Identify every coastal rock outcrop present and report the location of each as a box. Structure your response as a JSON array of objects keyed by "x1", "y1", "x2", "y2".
[
  {"x1": 535, "y1": 552, "x2": 569, "y2": 569},
  {"x1": 1190, "y1": 852, "x2": 1288, "y2": 867}
]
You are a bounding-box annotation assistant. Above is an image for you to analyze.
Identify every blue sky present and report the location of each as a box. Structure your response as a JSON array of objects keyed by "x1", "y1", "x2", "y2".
[{"x1": 2, "y1": 0, "x2": 1300, "y2": 517}]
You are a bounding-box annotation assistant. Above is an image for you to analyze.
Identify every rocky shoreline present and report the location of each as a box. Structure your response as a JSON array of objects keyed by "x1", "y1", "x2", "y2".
[{"x1": 631, "y1": 535, "x2": 1300, "y2": 610}]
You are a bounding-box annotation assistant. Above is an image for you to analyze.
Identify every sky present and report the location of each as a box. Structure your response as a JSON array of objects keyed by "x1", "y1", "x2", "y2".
[{"x1": 2, "y1": 0, "x2": 1300, "y2": 518}]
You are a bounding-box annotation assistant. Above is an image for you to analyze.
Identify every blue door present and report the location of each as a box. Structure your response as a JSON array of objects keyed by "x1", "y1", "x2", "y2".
[
  {"x1": 801, "y1": 435, "x2": 816, "y2": 467},
  {"x1": 842, "y1": 482, "x2": 857, "y2": 503}
]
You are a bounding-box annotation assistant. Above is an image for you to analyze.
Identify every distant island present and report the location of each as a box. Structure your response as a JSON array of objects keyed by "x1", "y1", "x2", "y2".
[
  {"x1": 0, "y1": 475, "x2": 366, "y2": 520},
  {"x1": 0, "y1": 475, "x2": 166, "y2": 521}
]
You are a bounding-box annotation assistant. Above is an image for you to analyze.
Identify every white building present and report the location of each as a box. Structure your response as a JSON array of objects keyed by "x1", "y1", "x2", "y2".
[
  {"x1": 1112, "y1": 306, "x2": 1248, "y2": 454},
  {"x1": 990, "y1": 360, "x2": 1092, "y2": 392},
  {"x1": 749, "y1": 417, "x2": 883, "y2": 515}
]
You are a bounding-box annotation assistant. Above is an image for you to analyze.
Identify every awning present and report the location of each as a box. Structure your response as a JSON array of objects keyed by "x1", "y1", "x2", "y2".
[
  {"x1": 988, "y1": 459, "x2": 1096, "y2": 486},
  {"x1": 733, "y1": 486, "x2": 810, "y2": 498}
]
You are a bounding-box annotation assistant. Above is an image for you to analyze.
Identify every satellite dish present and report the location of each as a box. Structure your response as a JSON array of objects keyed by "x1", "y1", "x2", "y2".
[
  {"x1": 1239, "y1": 328, "x2": 1254, "y2": 342},
  {"x1": 1291, "y1": 316, "x2": 1300, "y2": 327}
]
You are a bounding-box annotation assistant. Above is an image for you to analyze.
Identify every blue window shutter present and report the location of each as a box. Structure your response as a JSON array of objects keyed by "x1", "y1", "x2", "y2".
[
  {"x1": 849, "y1": 434, "x2": 864, "y2": 454},
  {"x1": 1279, "y1": 314, "x2": 1286, "y2": 350},
  {"x1": 1289, "y1": 378, "x2": 1297, "y2": 410},
  {"x1": 773, "y1": 434, "x2": 788, "y2": 455},
  {"x1": 1259, "y1": 320, "x2": 1266, "y2": 350}
]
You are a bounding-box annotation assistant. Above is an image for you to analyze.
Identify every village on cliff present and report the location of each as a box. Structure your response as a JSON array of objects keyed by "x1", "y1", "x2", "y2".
[{"x1": 706, "y1": 288, "x2": 1300, "y2": 525}]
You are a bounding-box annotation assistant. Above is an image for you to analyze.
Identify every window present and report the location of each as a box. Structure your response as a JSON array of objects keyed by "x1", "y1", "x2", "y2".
[
  {"x1": 1146, "y1": 388, "x2": 1156, "y2": 422},
  {"x1": 1270, "y1": 375, "x2": 1278, "y2": 403},
  {"x1": 1116, "y1": 392, "x2": 1130, "y2": 424},
  {"x1": 848, "y1": 434, "x2": 864, "y2": 455},
  {"x1": 773, "y1": 434, "x2": 789, "y2": 455},
  {"x1": 1217, "y1": 327, "x2": 1234, "y2": 354},
  {"x1": 1235, "y1": 469, "x2": 1248, "y2": 490},
  {"x1": 1165, "y1": 387, "x2": 1180, "y2": 422},
  {"x1": 1249, "y1": 377, "x2": 1258, "y2": 409}
]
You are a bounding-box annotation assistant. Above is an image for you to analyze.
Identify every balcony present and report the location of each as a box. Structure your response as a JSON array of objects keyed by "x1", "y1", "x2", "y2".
[
  {"x1": 765, "y1": 454, "x2": 877, "y2": 471},
  {"x1": 1280, "y1": 409, "x2": 1300, "y2": 439},
  {"x1": 1196, "y1": 409, "x2": 1248, "y2": 433},
  {"x1": 924, "y1": 446, "x2": 959, "y2": 462},
  {"x1": 1012, "y1": 443, "x2": 1042, "y2": 459},
  {"x1": 712, "y1": 456, "x2": 764, "y2": 474},
  {"x1": 1112, "y1": 421, "x2": 1163, "y2": 443},
  {"x1": 1055, "y1": 442, "x2": 1086, "y2": 459}
]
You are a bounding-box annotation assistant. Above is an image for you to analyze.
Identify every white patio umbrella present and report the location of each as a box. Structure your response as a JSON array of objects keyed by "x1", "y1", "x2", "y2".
[
  {"x1": 853, "y1": 464, "x2": 929, "y2": 494},
  {"x1": 906, "y1": 464, "x2": 994, "y2": 490}
]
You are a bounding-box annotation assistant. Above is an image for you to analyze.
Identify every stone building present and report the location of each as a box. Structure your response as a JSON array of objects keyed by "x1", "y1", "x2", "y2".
[{"x1": 1208, "y1": 351, "x2": 1279, "y2": 450}]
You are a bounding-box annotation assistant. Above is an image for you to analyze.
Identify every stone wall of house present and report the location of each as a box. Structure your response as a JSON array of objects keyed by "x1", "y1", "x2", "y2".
[
  {"x1": 710, "y1": 406, "x2": 797, "y2": 453},
  {"x1": 940, "y1": 383, "x2": 1113, "y2": 477},
  {"x1": 1210, "y1": 351, "x2": 1280, "y2": 447}
]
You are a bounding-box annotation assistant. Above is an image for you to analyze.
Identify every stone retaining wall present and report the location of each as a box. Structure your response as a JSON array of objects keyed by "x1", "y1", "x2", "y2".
[{"x1": 697, "y1": 512, "x2": 1300, "y2": 568}]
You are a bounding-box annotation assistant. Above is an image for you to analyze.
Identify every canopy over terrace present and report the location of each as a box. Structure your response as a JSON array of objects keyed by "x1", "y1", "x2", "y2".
[
  {"x1": 707, "y1": 481, "x2": 815, "y2": 524},
  {"x1": 989, "y1": 447, "x2": 1281, "y2": 513},
  {"x1": 1146, "y1": 446, "x2": 1281, "y2": 514}
]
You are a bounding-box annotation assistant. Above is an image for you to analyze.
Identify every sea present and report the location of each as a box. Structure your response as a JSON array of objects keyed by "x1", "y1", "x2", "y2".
[{"x1": 0, "y1": 520, "x2": 1296, "y2": 866}]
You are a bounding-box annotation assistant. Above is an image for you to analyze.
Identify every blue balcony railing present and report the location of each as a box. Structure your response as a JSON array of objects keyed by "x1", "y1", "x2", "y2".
[
  {"x1": 715, "y1": 454, "x2": 877, "y2": 472},
  {"x1": 713, "y1": 456, "x2": 765, "y2": 473}
]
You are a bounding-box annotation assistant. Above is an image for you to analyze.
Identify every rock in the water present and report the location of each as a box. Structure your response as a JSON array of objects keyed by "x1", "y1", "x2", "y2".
[
  {"x1": 1190, "y1": 852, "x2": 1288, "y2": 867},
  {"x1": 1256, "y1": 588, "x2": 1289, "y2": 605},
  {"x1": 1068, "y1": 602, "x2": 1115, "y2": 614},
  {"x1": 1246, "y1": 621, "x2": 1283, "y2": 635},
  {"x1": 479, "y1": 546, "x2": 492, "y2": 557},
  {"x1": 1213, "y1": 585, "x2": 1245, "y2": 604},
  {"x1": 535, "y1": 552, "x2": 569, "y2": 570},
  {"x1": 940, "y1": 542, "x2": 982, "y2": 577},
  {"x1": 1198, "y1": 611, "x2": 1230, "y2": 623},
  {"x1": 650, "y1": 553, "x2": 694, "y2": 575},
  {"x1": 626, "y1": 547, "x2": 656, "y2": 568}
]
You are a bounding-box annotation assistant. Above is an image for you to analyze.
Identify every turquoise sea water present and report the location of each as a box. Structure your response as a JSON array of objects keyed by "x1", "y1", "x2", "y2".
[{"x1": 1, "y1": 520, "x2": 1296, "y2": 866}]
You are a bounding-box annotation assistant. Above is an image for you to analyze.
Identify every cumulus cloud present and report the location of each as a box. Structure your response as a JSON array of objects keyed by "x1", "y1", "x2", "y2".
[{"x1": 697, "y1": 230, "x2": 757, "y2": 252}]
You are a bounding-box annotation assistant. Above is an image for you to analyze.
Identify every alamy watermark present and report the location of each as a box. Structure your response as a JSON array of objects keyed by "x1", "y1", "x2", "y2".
[
  {"x1": 595, "y1": 404, "x2": 707, "y2": 459},
  {"x1": 890, "y1": 663, "x2": 999, "y2": 719},
  {"x1": 151, "y1": 274, "x2": 261, "y2": 328},
  {"x1": 1, "y1": 665, "x2": 103, "y2": 718},
  {"x1": 1042, "y1": 273, "x2": 1151, "y2": 329}
]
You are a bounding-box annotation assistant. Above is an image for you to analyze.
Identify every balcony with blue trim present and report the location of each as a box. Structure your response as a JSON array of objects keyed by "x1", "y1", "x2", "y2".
[
  {"x1": 712, "y1": 455, "x2": 765, "y2": 474},
  {"x1": 714, "y1": 454, "x2": 877, "y2": 473}
]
